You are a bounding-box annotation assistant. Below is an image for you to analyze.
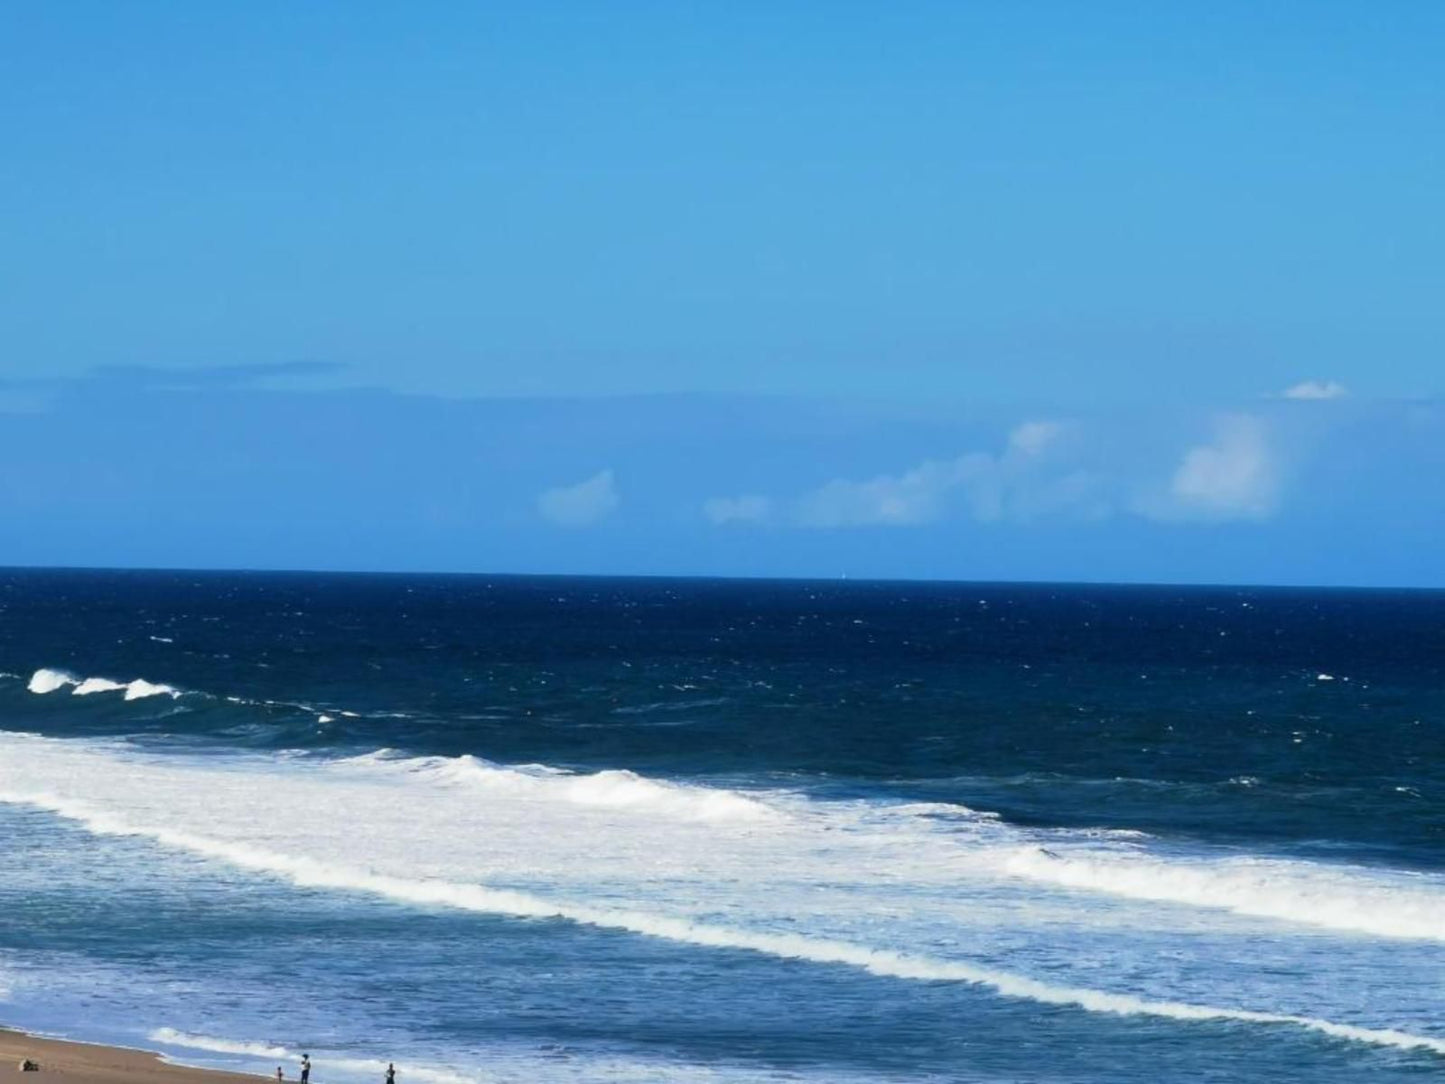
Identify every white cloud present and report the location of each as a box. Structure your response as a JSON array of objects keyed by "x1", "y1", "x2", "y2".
[
  {"x1": 1282, "y1": 380, "x2": 1348, "y2": 401},
  {"x1": 705, "y1": 414, "x2": 1291, "y2": 532},
  {"x1": 787, "y1": 420, "x2": 1095, "y2": 528},
  {"x1": 1148, "y1": 415, "x2": 1278, "y2": 521},
  {"x1": 703, "y1": 494, "x2": 773, "y2": 525},
  {"x1": 1007, "y1": 419, "x2": 1065, "y2": 456},
  {"x1": 796, "y1": 454, "x2": 994, "y2": 527},
  {"x1": 536, "y1": 469, "x2": 619, "y2": 527}
]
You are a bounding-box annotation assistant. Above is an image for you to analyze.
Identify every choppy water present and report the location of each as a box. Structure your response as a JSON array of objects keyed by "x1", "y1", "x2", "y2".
[{"x1": 0, "y1": 569, "x2": 1441, "y2": 1082}]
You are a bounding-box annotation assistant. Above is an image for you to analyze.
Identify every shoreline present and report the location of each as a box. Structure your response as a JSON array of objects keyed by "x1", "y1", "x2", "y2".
[{"x1": 0, "y1": 1028, "x2": 265, "y2": 1084}]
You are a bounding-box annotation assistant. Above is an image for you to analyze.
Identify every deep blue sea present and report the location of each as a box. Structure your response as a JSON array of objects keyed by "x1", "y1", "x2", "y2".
[{"x1": 1, "y1": 569, "x2": 1442, "y2": 1083}]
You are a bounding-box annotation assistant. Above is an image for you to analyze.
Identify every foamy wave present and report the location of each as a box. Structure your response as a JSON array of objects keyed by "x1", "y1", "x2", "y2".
[
  {"x1": 343, "y1": 751, "x2": 776, "y2": 824},
  {"x1": 28, "y1": 668, "x2": 78, "y2": 694},
  {"x1": 150, "y1": 1030, "x2": 474, "y2": 1084},
  {"x1": 10, "y1": 793, "x2": 1443, "y2": 1059},
  {"x1": 74, "y1": 677, "x2": 128, "y2": 695},
  {"x1": 151, "y1": 1028, "x2": 290, "y2": 1060},
  {"x1": 124, "y1": 678, "x2": 180, "y2": 700},
  {"x1": 27, "y1": 667, "x2": 181, "y2": 700},
  {"x1": 1001, "y1": 846, "x2": 1445, "y2": 943}
]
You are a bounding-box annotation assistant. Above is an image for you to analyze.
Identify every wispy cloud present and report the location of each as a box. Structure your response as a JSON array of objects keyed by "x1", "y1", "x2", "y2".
[
  {"x1": 795, "y1": 454, "x2": 994, "y2": 527},
  {"x1": 1007, "y1": 419, "x2": 1065, "y2": 456},
  {"x1": 709, "y1": 420, "x2": 1103, "y2": 529},
  {"x1": 703, "y1": 494, "x2": 773, "y2": 525},
  {"x1": 537, "y1": 469, "x2": 620, "y2": 527},
  {"x1": 1140, "y1": 415, "x2": 1278, "y2": 521},
  {"x1": 709, "y1": 414, "x2": 1293, "y2": 531},
  {"x1": 1282, "y1": 380, "x2": 1348, "y2": 401}
]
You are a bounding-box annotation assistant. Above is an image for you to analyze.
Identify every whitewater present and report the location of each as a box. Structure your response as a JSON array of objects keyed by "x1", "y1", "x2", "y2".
[
  {"x1": 2, "y1": 727, "x2": 1443, "y2": 1064},
  {"x1": 3, "y1": 572, "x2": 1444, "y2": 1083}
]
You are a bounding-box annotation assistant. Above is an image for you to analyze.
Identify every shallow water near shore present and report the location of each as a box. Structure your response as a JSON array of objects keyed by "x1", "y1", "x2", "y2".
[{"x1": 1, "y1": 569, "x2": 1442, "y2": 1082}]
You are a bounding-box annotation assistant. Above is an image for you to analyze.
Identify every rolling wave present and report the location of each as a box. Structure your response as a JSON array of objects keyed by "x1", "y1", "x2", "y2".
[
  {"x1": 1, "y1": 730, "x2": 1443, "y2": 1060},
  {"x1": 1001, "y1": 845, "x2": 1445, "y2": 942},
  {"x1": 336, "y1": 749, "x2": 776, "y2": 824},
  {"x1": 2, "y1": 729, "x2": 1442, "y2": 948},
  {"x1": 4, "y1": 789, "x2": 1440, "y2": 1058},
  {"x1": 27, "y1": 668, "x2": 181, "y2": 701},
  {"x1": 336, "y1": 749, "x2": 1445, "y2": 944}
]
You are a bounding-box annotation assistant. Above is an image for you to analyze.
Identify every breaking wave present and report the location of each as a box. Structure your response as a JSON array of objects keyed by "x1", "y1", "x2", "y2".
[
  {"x1": 339, "y1": 750, "x2": 776, "y2": 824},
  {"x1": 152, "y1": 1028, "x2": 291, "y2": 1061},
  {"x1": 1001, "y1": 845, "x2": 1445, "y2": 943},
  {"x1": 5, "y1": 788, "x2": 1443, "y2": 1059},
  {"x1": 27, "y1": 668, "x2": 181, "y2": 701}
]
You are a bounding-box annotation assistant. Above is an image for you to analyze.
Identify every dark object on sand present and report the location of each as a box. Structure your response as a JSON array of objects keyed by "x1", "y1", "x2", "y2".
[{"x1": 18, "y1": 1059, "x2": 40, "y2": 1072}]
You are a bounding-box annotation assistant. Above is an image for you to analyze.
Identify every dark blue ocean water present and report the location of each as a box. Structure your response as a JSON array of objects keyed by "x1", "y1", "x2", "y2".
[{"x1": 1, "y1": 570, "x2": 1442, "y2": 1083}]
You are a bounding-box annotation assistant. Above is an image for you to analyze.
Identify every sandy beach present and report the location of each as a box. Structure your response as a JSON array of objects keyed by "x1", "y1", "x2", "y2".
[{"x1": 0, "y1": 1030, "x2": 262, "y2": 1084}]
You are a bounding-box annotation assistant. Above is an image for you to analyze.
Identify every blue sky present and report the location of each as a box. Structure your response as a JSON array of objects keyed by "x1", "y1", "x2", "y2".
[{"x1": 2, "y1": 4, "x2": 1442, "y2": 584}]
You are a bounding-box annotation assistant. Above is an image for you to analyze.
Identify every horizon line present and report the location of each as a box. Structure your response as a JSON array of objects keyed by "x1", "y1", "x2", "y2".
[{"x1": 1, "y1": 562, "x2": 1439, "y2": 595}]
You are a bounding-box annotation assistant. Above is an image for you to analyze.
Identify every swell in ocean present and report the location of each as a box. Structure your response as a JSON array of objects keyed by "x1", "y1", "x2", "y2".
[{"x1": 2, "y1": 572, "x2": 1443, "y2": 1083}]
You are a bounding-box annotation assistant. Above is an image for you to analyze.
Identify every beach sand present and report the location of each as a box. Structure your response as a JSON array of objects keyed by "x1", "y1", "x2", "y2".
[{"x1": 0, "y1": 1030, "x2": 262, "y2": 1084}]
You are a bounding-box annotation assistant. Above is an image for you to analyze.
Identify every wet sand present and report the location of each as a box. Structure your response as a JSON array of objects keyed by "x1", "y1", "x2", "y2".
[{"x1": 0, "y1": 1030, "x2": 263, "y2": 1084}]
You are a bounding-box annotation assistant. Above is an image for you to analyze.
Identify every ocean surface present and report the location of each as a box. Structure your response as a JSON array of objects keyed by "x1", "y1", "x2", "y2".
[{"x1": 0, "y1": 569, "x2": 1442, "y2": 1083}]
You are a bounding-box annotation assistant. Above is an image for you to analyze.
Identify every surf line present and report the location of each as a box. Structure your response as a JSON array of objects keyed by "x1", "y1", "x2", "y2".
[{"x1": 5, "y1": 790, "x2": 1443, "y2": 1060}]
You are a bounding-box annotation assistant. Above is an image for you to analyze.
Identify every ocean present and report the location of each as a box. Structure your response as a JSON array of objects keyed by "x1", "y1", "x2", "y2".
[{"x1": 0, "y1": 568, "x2": 1441, "y2": 1083}]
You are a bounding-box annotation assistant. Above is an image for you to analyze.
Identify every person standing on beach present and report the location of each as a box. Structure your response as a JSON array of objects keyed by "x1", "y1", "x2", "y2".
[
  {"x1": 276, "y1": 1068, "x2": 284, "y2": 1084},
  {"x1": 300, "y1": 1055, "x2": 310, "y2": 1084},
  {"x1": 384, "y1": 1063, "x2": 395, "y2": 1084}
]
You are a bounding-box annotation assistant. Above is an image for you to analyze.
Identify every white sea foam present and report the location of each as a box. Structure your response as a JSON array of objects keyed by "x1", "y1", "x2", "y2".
[
  {"x1": 0, "y1": 733, "x2": 1436, "y2": 1064},
  {"x1": 3, "y1": 732, "x2": 1444, "y2": 1061},
  {"x1": 148, "y1": 1027, "x2": 823, "y2": 1084},
  {"x1": 152, "y1": 1028, "x2": 291, "y2": 1060},
  {"x1": 73, "y1": 677, "x2": 129, "y2": 695},
  {"x1": 26, "y1": 668, "x2": 181, "y2": 700},
  {"x1": 1000, "y1": 846, "x2": 1445, "y2": 942},
  {"x1": 347, "y1": 751, "x2": 775, "y2": 824},
  {"x1": 28, "y1": 668, "x2": 78, "y2": 694},
  {"x1": 0, "y1": 794, "x2": 1431, "y2": 1058},
  {"x1": 150, "y1": 1030, "x2": 474, "y2": 1084},
  {"x1": 124, "y1": 678, "x2": 181, "y2": 700}
]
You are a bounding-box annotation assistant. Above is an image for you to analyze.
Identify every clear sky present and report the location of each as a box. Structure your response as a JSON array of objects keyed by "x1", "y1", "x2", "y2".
[{"x1": 2, "y1": 3, "x2": 1442, "y2": 584}]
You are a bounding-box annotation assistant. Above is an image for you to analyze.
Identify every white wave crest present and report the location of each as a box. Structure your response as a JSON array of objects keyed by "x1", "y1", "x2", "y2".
[
  {"x1": 344, "y1": 752, "x2": 776, "y2": 824},
  {"x1": 151, "y1": 1028, "x2": 291, "y2": 1060},
  {"x1": 74, "y1": 677, "x2": 128, "y2": 695},
  {"x1": 1001, "y1": 846, "x2": 1445, "y2": 943},
  {"x1": 28, "y1": 668, "x2": 77, "y2": 694},
  {"x1": 9, "y1": 791, "x2": 1444, "y2": 1059},
  {"x1": 26, "y1": 668, "x2": 181, "y2": 700},
  {"x1": 124, "y1": 678, "x2": 180, "y2": 700}
]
